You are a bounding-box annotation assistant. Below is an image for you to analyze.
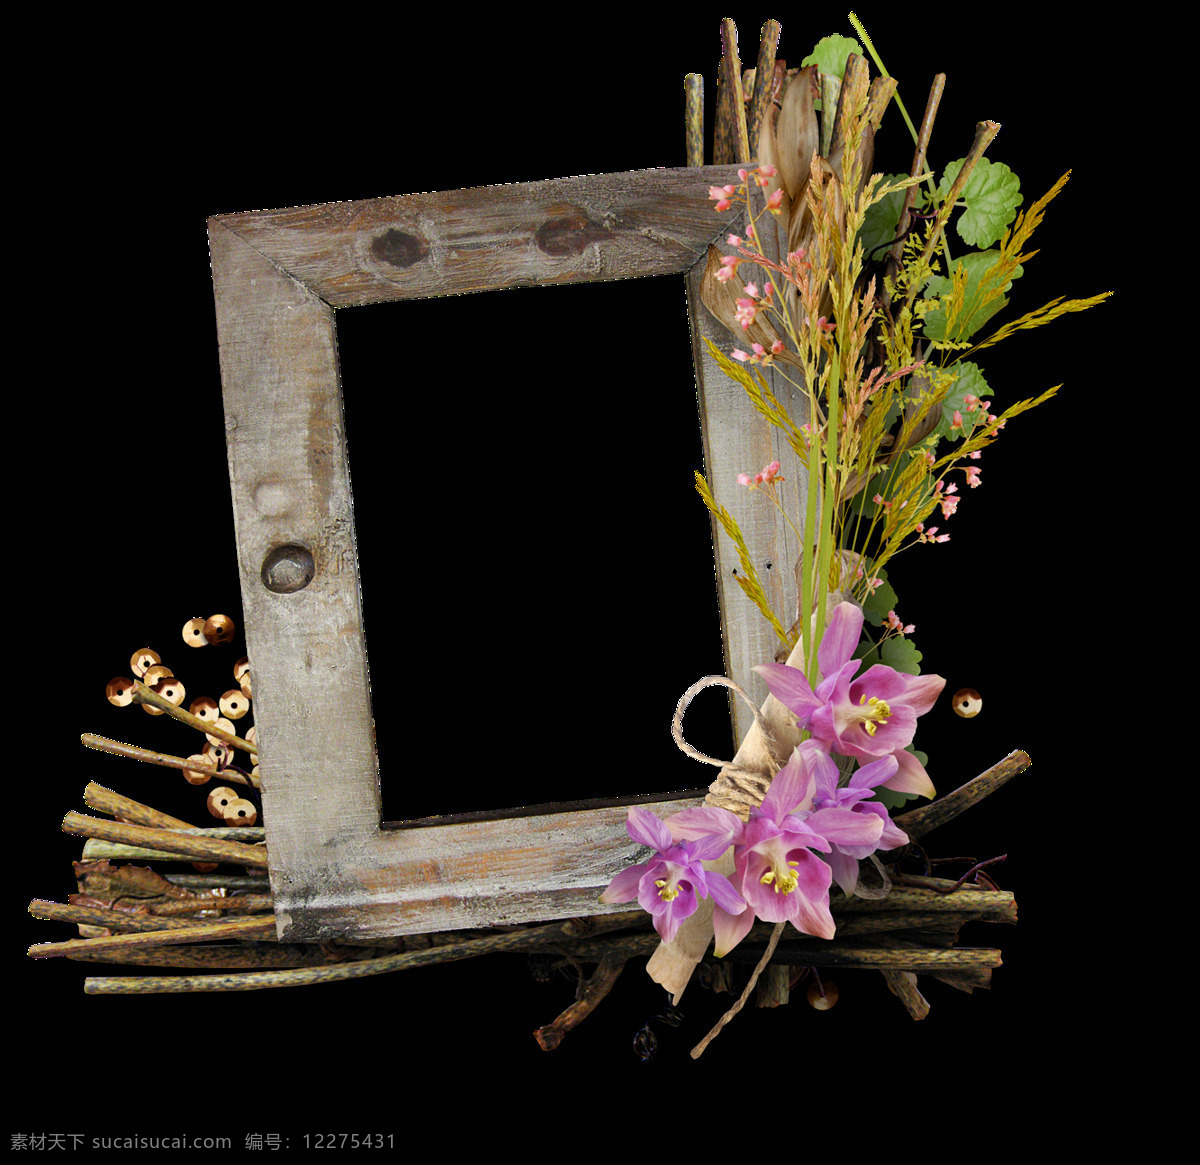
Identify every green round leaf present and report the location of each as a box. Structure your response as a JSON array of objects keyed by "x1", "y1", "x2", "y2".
[{"x1": 937, "y1": 157, "x2": 1022, "y2": 249}]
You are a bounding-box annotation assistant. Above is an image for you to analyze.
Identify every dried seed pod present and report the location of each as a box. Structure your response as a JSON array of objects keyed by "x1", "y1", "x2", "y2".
[
  {"x1": 205, "y1": 717, "x2": 236, "y2": 748},
  {"x1": 183, "y1": 753, "x2": 217, "y2": 785},
  {"x1": 219, "y1": 689, "x2": 250, "y2": 720},
  {"x1": 807, "y1": 979, "x2": 838, "y2": 1010},
  {"x1": 189, "y1": 695, "x2": 220, "y2": 722},
  {"x1": 182, "y1": 617, "x2": 208, "y2": 647},
  {"x1": 130, "y1": 648, "x2": 161, "y2": 677},
  {"x1": 953, "y1": 688, "x2": 982, "y2": 718},
  {"x1": 152, "y1": 676, "x2": 186, "y2": 706},
  {"x1": 204, "y1": 614, "x2": 236, "y2": 646},
  {"x1": 206, "y1": 786, "x2": 240, "y2": 820},
  {"x1": 105, "y1": 677, "x2": 135, "y2": 707},
  {"x1": 221, "y1": 797, "x2": 258, "y2": 827}
]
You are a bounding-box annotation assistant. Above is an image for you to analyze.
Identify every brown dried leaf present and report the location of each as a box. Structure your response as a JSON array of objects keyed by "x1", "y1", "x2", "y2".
[
  {"x1": 775, "y1": 65, "x2": 818, "y2": 203},
  {"x1": 699, "y1": 245, "x2": 804, "y2": 370}
]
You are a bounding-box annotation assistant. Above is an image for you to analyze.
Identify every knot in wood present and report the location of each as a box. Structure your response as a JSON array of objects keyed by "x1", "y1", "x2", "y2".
[
  {"x1": 535, "y1": 211, "x2": 609, "y2": 257},
  {"x1": 370, "y1": 228, "x2": 428, "y2": 269}
]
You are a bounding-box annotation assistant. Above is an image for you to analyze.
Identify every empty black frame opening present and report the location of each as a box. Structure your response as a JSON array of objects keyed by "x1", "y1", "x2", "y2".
[{"x1": 333, "y1": 276, "x2": 732, "y2": 821}]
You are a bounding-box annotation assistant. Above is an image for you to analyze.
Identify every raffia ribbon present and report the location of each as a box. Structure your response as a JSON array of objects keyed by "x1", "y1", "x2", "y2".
[{"x1": 646, "y1": 616, "x2": 831, "y2": 1001}]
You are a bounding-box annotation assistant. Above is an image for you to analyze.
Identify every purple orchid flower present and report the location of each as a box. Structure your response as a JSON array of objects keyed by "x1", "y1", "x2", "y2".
[
  {"x1": 599, "y1": 806, "x2": 746, "y2": 944},
  {"x1": 754, "y1": 601, "x2": 945, "y2": 761},
  {"x1": 708, "y1": 745, "x2": 884, "y2": 956},
  {"x1": 800, "y1": 741, "x2": 910, "y2": 895}
]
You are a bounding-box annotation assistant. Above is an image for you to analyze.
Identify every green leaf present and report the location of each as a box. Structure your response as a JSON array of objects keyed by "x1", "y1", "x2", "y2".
[
  {"x1": 922, "y1": 250, "x2": 1023, "y2": 343},
  {"x1": 860, "y1": 567, "x2": 898, "y2": 628},
  {"x1": 937, "y1": 157, "x2": 1022, "y2": 249},
  {"x1": 880, "y1": 635, "x2": 922, "y2": 675},
  {"x1": 800, "y1": 34, "x2": 863, "y2": 79},
  {"x1": 856, "y1": 173, "x2": 909, "y2": 263},
  {"x1": 934, "y1": 361, "x2": 993, "y2": 443}
]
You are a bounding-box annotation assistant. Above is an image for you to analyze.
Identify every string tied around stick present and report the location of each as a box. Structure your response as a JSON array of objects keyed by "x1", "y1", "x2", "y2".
[{"x1": 671, "y1": 676, "x2": 781, "y2": 816}]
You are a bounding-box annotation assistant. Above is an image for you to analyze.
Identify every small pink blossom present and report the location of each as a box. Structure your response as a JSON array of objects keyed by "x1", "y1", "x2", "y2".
[
  {"x1": 738, "y1": 460, "x2": 783, "y2": 489},
  {"x1": 709, "y1": 183, "x2": 737, "y2": 211},
  {"x1": 963, "y1": 393, "x2": 984, "y2": 412},
  {"x1": 766, "y1": 188, "x2": 784, "y2": 214},
  {"x1": 734, "y1": 296, "x2": 759, "y2": 329},
  {"x1": 964, "y1": 465, "x2": 982, "y2": 488},
  {"x1": 951, "y1": 410, "x2": 964, "y2": 431},
  {"x1": 885, "y1": 610, "x2": 916, "y2": 635}
]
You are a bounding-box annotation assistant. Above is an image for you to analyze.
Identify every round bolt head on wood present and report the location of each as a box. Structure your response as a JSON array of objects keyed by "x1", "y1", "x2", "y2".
[
  {"x1": 182, "y1": 617, "x2": 208, "y2": 647},
  {"x1": 953, "y1": 688, "x2": 982, "y2": 718},
  {"x1": 261, "y1": 544, "x2": 315, "y2": 594},
  {"x1": 105, "y1": 677, "x2": 135, "y2": 707},
  {"x1": 203, "y1": 614, "x2": 236, "y2": 645}
]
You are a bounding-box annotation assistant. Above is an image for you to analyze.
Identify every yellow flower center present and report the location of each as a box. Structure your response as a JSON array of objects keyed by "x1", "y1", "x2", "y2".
[
  {"x1": 760, "y1": 859, "x2": 800, "y2": 895},
  {"x1": 655, "y1": 878, "x2": 680, "y2": 902},
  {"x1": 853, "y1": 694, "x2": 892, "y2": 737}
]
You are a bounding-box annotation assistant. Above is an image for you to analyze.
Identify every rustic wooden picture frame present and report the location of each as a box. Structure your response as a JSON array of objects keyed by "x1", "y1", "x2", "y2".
[{"x1": 208, "y1": 164, "x2": 810, "y2": 943}]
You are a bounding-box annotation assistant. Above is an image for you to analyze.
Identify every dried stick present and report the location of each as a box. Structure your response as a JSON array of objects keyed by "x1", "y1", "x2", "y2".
[
  {"x1": 691, "y1": 921, "x2": 785, "y2": 1058},
  {"x1": 891, "y1": 750, "x2": 1030, "y2": 845},
  {"x1": 78, "y1": 916, "x2": 630, "y2": 994},
  {"x1": 30, "y1": 898, "x2": 205, "y2": 934},
  {"x1": 61, "y1": 811, "x2": 269, "y2": 868},
  {"x1": 534, "y1": 950, "x2": 629, "y2": 1051},
  {"x1": 81, "y1": 733, "x2": 255, "y2": 789},
  {"x1": 904, "y1": 120, "x2": 1001, "y2": 311},
  {"x1": 881, "y1": 969, "x2": 930, "y2": 1020},
  {"x1": 83, "y1": 781, "x2": 196, "y2": 829},
  {"x1": 684, "y1": 73, "x2": 704, "y2": 167},
  {"x1": 28, "y1": 913, "x2": 277, "y2": 959},
  {"x1": 891, "y1": 73, "x2": 945, "y2": 266},
  {"x1": 747, "y1": 19, "x2": 781, "y2": 159},
  {"x1": 128, "y1": 681, "x2": 258, "y2": 761}
]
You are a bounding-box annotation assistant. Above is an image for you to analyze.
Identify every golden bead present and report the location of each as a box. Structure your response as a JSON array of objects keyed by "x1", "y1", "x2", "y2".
[
  {"x1": 189, "y1": 696, "x2": 220, "y2": 722},
  {"x1": 205, "y1": 717, "x2": 235, "y2": 748},
  {"x1": 129, "y1": 648, "x2": 161, "y2": 677},
  {"x1": 151, "y1": 676, "x2": 186, "y2": 707},
  {"x1": 952, "y1": 688, "x2": 982, "y2": 718},
  {"x1": 105, "y1": 677, "x2": 135, "y2": 707},
  {"x1": 182, "y1": 754, "x2": 217, "y2": 785},
  {"x1": 206, "y1": 786, "x2": 240, "y2": 820},
  {"x1": 203, "y1": 614, "x2": 236, "y2": 646},
  {"x1": 182, "y1": 617, "x2": 208, "y2": 648},
  {"x1": 219, "y1": 689, "x2": 250, "y2": 720},
  {"x1": 221, "y1": 797, "x2": 258, "y2": 827},
  {"x1": 807, "y1": 979, "x2": 838, "y2": 1010}
]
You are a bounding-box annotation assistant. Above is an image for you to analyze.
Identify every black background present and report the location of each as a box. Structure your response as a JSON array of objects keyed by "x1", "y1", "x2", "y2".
[{"x1": 20, "y1": 8, "x2": 1132, "y2": 1145}]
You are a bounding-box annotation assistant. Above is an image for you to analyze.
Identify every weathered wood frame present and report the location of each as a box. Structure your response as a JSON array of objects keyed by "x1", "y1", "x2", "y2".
[{"x1": 208, "y1": 164, "x2": 809, "y2": 943}]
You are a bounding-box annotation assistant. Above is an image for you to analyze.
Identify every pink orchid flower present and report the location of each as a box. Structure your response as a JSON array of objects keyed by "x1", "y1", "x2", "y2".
[{"x1": 754, "y1": 602, "x2": 945, "y2": 762}]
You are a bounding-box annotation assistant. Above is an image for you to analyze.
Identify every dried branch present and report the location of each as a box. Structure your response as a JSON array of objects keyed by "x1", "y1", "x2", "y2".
[
  {"x1": 534, "y1": 950, "x2": 629, "y2": 1050},
  {"x1": 61, "y1": 811, "x2": 269, "y2": 868},
  {"x1": 890, "y1": 750, "x2": 1030, "y2": 845}
]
